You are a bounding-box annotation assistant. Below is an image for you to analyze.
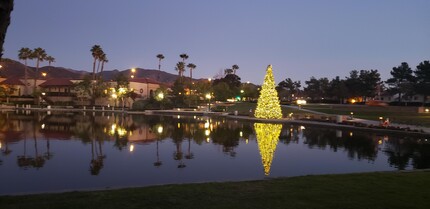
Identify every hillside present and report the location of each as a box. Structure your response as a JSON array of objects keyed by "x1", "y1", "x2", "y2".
[{"x1": 0, "y1": 58, "x2": 186, "y2": 84}]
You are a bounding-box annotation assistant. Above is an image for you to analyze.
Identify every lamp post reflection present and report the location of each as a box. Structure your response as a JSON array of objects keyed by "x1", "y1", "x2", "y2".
[{"x1": 154, "y1": 125, "x2": 163, "y2": 167}]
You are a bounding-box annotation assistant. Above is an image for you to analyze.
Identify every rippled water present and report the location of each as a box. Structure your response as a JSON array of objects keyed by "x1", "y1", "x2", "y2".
[{"x1": 0, "y1": 111, "x2": 429, "y2": 195}]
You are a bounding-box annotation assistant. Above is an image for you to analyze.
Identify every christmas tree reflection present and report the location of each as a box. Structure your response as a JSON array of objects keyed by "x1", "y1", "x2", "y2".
[{"x1": 254, "y1": 123, "x2": 282, "y2": 176}]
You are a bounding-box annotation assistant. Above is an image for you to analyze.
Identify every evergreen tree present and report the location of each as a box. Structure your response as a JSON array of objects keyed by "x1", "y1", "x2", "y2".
[{"x1": 254, "y1": 65, "x2": 282, "y2": 119}]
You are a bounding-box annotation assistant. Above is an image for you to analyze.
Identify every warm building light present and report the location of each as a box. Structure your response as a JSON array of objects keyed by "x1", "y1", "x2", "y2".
[
  {"x1": 41, "y1": 124, "x2": 45, "y2": 129},
  {"x1": 425, "y1": 108, "x2": 429, "y2": 113},
  {"x1": 157, "y1": 92, "x2": 164, "y2": 100},
  {"x1": 205, "y1": 93, "x2": 211, "y2": 100},
  {"x1": 296, "y1": 99, "x2": 307, "y2": 105},
  {"x1": 157, "y1": 125, "x2": 163, "y2": 134},
  {"x1": 131, "y1": 68, "x2": 136, "y2": 73},
  {"x1": 131, "y1": 75, "x2": 134, "y2": 79},
  {"x1": 42, "y1": 72, "x2": 47, "y2": 77}
]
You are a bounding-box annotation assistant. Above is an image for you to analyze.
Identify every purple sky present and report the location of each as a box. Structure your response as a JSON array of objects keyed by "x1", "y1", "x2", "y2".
[{"x1": 3, "y1": 0, "x2": 430, "y2": 85}]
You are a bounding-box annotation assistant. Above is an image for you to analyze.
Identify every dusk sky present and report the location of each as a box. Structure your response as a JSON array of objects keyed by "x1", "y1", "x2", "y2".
[{"x1": 3, "y1": 0, "x2": 430, "y2": 85}]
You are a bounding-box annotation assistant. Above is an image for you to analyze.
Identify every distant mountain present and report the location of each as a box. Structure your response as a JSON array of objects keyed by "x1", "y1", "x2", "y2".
[
  {"x1": 0, "y1": 58, "x2": 189, "y2": 84},
  {"x1": 0, "y1": 58, "x2": 86, "y2": 79}
]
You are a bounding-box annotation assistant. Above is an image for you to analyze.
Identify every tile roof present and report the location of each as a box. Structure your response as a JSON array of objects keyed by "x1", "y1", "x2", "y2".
[
  {"x1": 0, "y1": 77, "x2": 25, "y2": 85},
  {"x1": 129, "y1": 77, "x2": 161, "y2": 84},
  {"x1": 39, "y1": 78, "x2": 74, "y2": 87}
]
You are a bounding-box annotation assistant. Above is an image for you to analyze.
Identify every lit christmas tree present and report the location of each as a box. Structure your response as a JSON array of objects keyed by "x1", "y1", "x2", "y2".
[
  {"x1": 254, "y1": 123, "x2": 282, "y2": 176},
  {"x1": 254, "y1": 65, "x2": 282, "y2": 119}
]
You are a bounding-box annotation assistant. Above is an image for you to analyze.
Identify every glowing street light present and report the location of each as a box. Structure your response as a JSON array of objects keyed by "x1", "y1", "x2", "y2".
[
  {"x1": 157, "y1": 92, "x2": 164, "y2": 100},
  {"x1": 157, "y1": 125, "x2": 163, "y2": 134},
  {"x1": 42, "y1": 72, "x2": 47, "y2": 77},
  {"x1": 206, "y1": 93, "x2": 212, "y2": 111}
]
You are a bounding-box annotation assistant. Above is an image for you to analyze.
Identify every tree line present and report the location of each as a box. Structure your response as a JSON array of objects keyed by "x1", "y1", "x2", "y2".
[{"x1": 277, "y1": 60, "x2": 430, "y2": 105}]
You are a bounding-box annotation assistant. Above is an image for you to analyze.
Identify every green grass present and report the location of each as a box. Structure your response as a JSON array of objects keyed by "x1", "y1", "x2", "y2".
[
  {"x1": 301, "y1": 104, "x2": 430, "y2": 127},
  {"x1": 222, "y1": 102, "x2": 314, "y2": 117},
  {"x1": 1, "y1": 171, "x2": 429, "y2": 209}
]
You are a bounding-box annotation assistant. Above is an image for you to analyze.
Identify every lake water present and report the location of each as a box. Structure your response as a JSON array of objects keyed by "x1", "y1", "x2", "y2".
[{"x1": 0, "y1": 111, "x2": 429, "y2": 195}]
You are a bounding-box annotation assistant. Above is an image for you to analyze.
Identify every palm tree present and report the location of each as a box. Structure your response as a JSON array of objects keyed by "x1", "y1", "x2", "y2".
[
  {"x1": 232, "y1": 64, "x2": 239, "y2": 75},
  {"x1": 156, "y1": 54, "x2": 164, "y2": 71},
  {"x1": 175, "y1": 61, "x2": 186, "y2": 81},
  {"x1": 187, "y1": 63, "x2": 196, "y2": 84},
  {"x1": 46, "y1": 56, "x2": 55, "y2": 71},
  {"x1": 156, "y1": 54, "x2": 165, "y2": 80},
  {"x1": 99, "y1": 53, "x2": 108, "y2": 80},
  {"x1": 18, "y1": 47, "x2": 33, "y2": 95},
  {"x1": 90, "y1": 45, "x2": 103, "y2": 80},
  {"x1": 179, "y1": 53, "x2": 188, "y2": 63},
  {"x1": 30, "y1": 47, "x2": 47, "y2": 93}
]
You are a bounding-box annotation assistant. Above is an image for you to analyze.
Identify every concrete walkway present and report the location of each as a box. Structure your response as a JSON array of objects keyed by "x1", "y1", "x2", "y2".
[{"x1": 284, "y1": 105, "x2": 430, "y2": 134}]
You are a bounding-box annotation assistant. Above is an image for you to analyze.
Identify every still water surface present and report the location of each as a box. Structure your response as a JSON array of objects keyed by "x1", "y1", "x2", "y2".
[{"x1": 0, "y1": 111, "x2": 429, "y2": 195}]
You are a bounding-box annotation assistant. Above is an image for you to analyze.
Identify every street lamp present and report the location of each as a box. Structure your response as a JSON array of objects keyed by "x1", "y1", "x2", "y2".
[
  {"x1": 205, "y1": 93, "x2": 211, "y2": 111},
  {"x1": 157, "y1": 92, "x2": 164, "y2": 109},
  {"x1": 42, "y1": 72, "x2": 47, "y2": 78}
]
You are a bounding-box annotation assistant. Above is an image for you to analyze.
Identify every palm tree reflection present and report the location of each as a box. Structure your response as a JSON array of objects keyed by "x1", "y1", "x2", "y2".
[{"x1": 90, "y1": 138, "x2": 105, "y2": 175}]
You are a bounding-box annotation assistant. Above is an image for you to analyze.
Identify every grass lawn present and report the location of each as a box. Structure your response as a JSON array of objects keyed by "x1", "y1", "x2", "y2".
[
  {"x1": 302, "y1": 104, "x2": 430, "y2": 127},
  {"x1": 221, "y1": 102, "x2": 315, "y2": 117},
  {"x1": 1, "y1": 171, "x2": 429, "y2": 209}
]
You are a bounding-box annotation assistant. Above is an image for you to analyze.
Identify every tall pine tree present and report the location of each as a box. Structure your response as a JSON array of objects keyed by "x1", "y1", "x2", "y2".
[{"x1": 254, "y1": 65, "x2": 282, "y2": 119}]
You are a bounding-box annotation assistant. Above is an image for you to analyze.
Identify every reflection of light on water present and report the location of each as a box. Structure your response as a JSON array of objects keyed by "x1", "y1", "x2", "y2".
[
  {"x1": 108, "y1": 123, "x2": 128, "y2": 136},
  {"x1": 240, "y1": 131, "x2": 243, "y2": 137},
  {"x1": 206, "y1": 138, "x2": 210, "y2": 143},
  {"x1": 177, "y1": 123, "x2": 181, "y2": 128},
  {"x1": 117, "y1": 128, "x2": 127, "y2": 136},
  {"x1": 349, "y1": 132, "x2": 353, "y2": 137},
  {"x1": 0, "y1": 142, "x2": 2, "y2": 149},
  {"x1": 254, "y1": 123, "x2": 282, "y2": 176},
  {"x1": 300, "y1": 126, "x2": 305, "y2": 130},
  {"x1": 205, "y1": 129, "x2": 210, "y2": 136},
  {"x1": 245, "y1": 139, "x2": 248, "y2": 144},
  {"x1": 129, "y1": 144, "x2": 134, "y2": 152},
  {"x1": 204, "y1": 121, "x2": 209, "y2": 128},
  {"x1": 378, "y1": 139, "x2": 383, "y2": 145}
]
